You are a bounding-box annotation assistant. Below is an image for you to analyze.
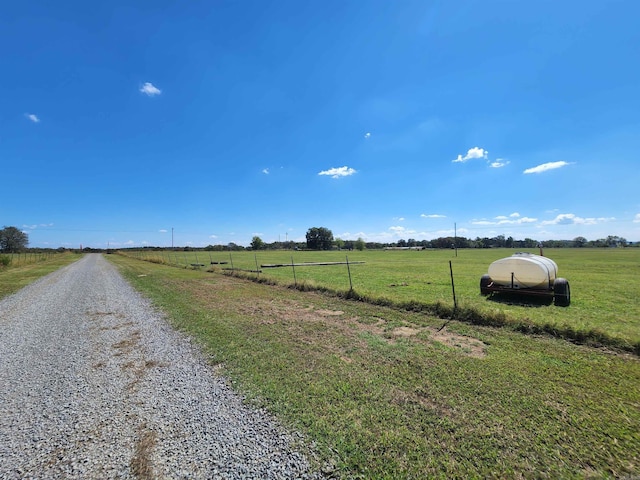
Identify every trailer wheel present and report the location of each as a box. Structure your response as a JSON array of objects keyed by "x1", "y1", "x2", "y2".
[
  {"x1": 480, "y1": 274, "x2": 492, "y2": 295},
  {"x1": 553, "y1": 278, "x2": 570, "y2": 306}
]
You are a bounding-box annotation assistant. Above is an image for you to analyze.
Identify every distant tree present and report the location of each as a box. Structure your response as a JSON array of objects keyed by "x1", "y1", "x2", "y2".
[
  {"x1": 0, "y1": 226, "x2": 28, "y2": 253},
  {"x1": 334, "y1": 238, "x2": 345, "y2": 250},
  {"x1": 505, "y1": 236, "x2": 514, "y2": 248},
  {"x1": 573, "y1": 236, "x2": 588, "y2": 248},
  {"x1": 494, "y1": 235, "x2": 506, "y2": 248},
  {"x1": 605, "y1": 235, "x2": 627, "y2": 247},
  {"x1": 306, "y1": 227, "x2": 334, "y2": 250},
  {"x1": 432, "y1": 236, "x2": 455, "y2": 249},
  {"x1": 355, "y1": 237, "x2": 366, "y2": 251},
  {"x1": 250, "y1": 236, "x2": 265, "y2": 250}
]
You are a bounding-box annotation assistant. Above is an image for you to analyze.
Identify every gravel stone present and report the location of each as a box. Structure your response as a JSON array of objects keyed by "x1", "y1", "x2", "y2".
[{"x1": 0, "y1": 254, "x2": 326, "y2": 479}]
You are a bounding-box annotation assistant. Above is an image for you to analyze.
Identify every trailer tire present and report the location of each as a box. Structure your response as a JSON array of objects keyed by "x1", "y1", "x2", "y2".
[
  {"x1": 553, "y1": 278, "x2": 570, "y2": 306},
  {"x1": 480, "y1": 274, "x2": 492, "y2": 296}
]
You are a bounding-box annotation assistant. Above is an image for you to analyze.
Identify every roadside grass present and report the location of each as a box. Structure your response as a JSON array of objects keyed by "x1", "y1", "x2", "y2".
[
  {"x1": 123, "y1": 248, "x2": 640, "y2": 353},
  {"x1": 108, "y1": 254, "x2": 640, "y2": 479},
  {"x1": 0, "y1": 252, "x2": 82, "y2": 300}
]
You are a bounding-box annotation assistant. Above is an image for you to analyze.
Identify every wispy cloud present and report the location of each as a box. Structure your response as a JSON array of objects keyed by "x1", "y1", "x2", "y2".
[
  {"x1": 471, "y1": 213, "x2": 537, "y2": 226},
  {"x1": 389, "y1": 226, "x2": 417, "y2": 235},
  {"x1": 159, "y1": 229, "x2": 168, "y2": 233},
  {"x1": 634, "y1": 214, "x2": 640, "y2": 223},
  {"x1": 262, "y1": 168, "x2": 269, "y2": 175},
  {"x1": 364, "y1": 132, "x2": 371, "y2": 139},
  {"x1": 140, "y1": 82, "x2": 162, "y2": 96},
  {"x1": 490, "y1": 158, "x2": 509, "y2": 168},
  {"x1": 22, "y1": 223, "x2": 53, "y2": 229},
  {"x1": 452, "y1": 147, "x2": 488, "y2": 163},
  {"x1": 318, "y1": 166, "x2": 357, "y2": 179},
  {"x1": 421, "y1": 214, "x2": 446, "y2": 218},
  {"x1": 523, "y1": 161, "x2": 572, "y2": 174},
  {"x1": 541, "y1": 213, "x2": 614, "y2": 226},
  {"x1": 25, "y1": 113, "x2": 40, "y2": 123}
]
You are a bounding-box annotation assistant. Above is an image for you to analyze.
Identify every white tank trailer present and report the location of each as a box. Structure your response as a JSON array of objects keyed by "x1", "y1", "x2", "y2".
[{"x1": 480, "y1": 253, "x2": 570, "y2": 306}]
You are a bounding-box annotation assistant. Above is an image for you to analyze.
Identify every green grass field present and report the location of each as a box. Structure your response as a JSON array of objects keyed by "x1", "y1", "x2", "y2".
[
  {"x1": 108, "y1": 253, "x2": 640, "y2": 479},
  {"x1": 126, "y1": 248, "x2": 640, "y2": 352},
  {"x1": 1, "y1": 251, "x2": 638, "y2": 477},
  {"x1": 0, "y1": 252, "x2": 82, "y2": 299}
]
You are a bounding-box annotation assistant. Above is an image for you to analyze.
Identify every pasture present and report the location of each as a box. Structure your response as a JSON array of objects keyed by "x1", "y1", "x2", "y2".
[
  {"x1": 0, "y1": 251, "x2": 81, "y2": 299},
  {"x1": 108, "y1": 252, "x2": 640, "y2": 479},
  {"x1": 125, "y1": 248, "x2": 640, "y2": 352}
]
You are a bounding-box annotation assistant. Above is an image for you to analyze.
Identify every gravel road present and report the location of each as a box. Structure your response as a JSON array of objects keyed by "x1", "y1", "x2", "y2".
[{"x1": 0, "y1": 254, "x2": 324, "y2": 479}]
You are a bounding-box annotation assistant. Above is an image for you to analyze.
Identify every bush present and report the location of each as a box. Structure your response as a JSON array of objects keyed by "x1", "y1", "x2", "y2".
[{"x1": 0, "y1": 255, "x2": 11, "y2": 267}]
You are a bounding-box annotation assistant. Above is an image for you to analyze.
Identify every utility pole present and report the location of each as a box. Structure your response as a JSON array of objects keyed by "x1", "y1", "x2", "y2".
[{"x1": 454, "y1": 222, "x2": 458, "y2": 257}]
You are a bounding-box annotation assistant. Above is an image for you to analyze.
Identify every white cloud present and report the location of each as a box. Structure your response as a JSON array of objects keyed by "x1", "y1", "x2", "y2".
[
  {"x1": 541, "y1": 213, "x2": 614, "y2": 226},
  {"x1": 209, "y1": 234, "x2": 218, "y2": 239},
  {"x1": 22, "y1": 223, "x2": 53, "y2": 229},
  {"x1": 262, "y1": 168, "x2": 270, "y2": 174},
  {"x1": 318, "y1": 166, "x2": 357, "y2": 179},
  {"x1": 25, "y1": 113, "x2": 40, "y2": 123},
  {"x1": 159, "y1": 229, "x2": 168, "y2": 233},
  {"x1": 452, "y1": 147, "x2": 488, "y2": 163},
  {"x1": 523, "y1": 161, "x2": 572, "y2": 174},
  {"x1": 471, "y1": 215, "x2": 537, "y2": 226},
  {"x1": 634, "y1": 213, "x2": 640, "y2": 223},
  {"x1": 421, "y1": 214, "x2": 446, "y2": 219},
  {"x1": 389, "y1": 226, "x2": 417, "y2": 235},
  {"x1": 140, "y1": 82, "x2": 162, "y2": 96},
  {"x1": 490, "y1": 159, "x2": 509, "y2": 168},
  {"x1": 364, "y1": 132, "x2": 371, "y2": 139}
]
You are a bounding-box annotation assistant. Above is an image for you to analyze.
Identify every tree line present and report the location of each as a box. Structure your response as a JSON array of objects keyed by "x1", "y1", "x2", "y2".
[
  {"x1": 0, "y1": 225, "x2": 632, "y2": 253},
  {"x1": 243, "y1": 229, "x2": 632, "y2": 251}
]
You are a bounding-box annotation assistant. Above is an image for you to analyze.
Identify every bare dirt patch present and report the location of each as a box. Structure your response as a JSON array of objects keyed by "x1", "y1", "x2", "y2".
[
  {"x1": 392, "y1": 326, "x2": 420, "y2": 337},
  {"x1": 217, "y1": 288, "x2": 487, "y2": 358},
  {"x1": 315, "y1": 309, "x2": 344, "y2": 316},
  {"x1": 430, "y1": 328, "x2": 486, "y2": 358},
  {"x1": 130, "y1": 422, "x2": 157, "y2": 479},
  {"x1": 387, "y1": 325, "x2": 486, "y2": 357},
  {"x1": 112, "y1": 330, "x2": 141, "y2": 354}
]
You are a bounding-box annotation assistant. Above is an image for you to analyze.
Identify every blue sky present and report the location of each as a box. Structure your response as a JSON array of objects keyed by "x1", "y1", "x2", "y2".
[{"x1": 2, "y1": 0, "x2": 639, "y2": 248}]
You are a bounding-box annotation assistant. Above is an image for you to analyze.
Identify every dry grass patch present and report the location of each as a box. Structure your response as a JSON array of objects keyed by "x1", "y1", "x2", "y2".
[{"x1": 131, "y1": 422, "x2": 157, "y2": 479}]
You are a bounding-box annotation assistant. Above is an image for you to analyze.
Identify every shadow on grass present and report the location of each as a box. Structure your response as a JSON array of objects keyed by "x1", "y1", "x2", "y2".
[{"x1": 483, "y1": 292, "x2": 554, "y2": 308}]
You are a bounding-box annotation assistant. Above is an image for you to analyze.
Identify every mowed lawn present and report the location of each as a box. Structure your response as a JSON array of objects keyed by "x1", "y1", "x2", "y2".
[
  {"x1": 130, "y1": 247, "x2": 640, "y2": 350},
  {"x1": 109, "y1": 252, "x2": 640, "y2": 479}
]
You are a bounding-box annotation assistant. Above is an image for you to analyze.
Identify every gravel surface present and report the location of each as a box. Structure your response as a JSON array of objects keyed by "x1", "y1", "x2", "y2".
[{"x1": 0, "y1": 254, "x2": 325, "y2": 479}]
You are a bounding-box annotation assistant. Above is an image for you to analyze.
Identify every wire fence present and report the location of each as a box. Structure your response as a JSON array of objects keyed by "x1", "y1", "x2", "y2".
[
  {"x1": 0, "y1": 252, "x2": 60, "y2": 268},
  {"x1": 114, "y1": 247, "x2": 640, "y2": 354},
  {"x1": 118, "y1": 249, "x2": 496, "y2": 311}
]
